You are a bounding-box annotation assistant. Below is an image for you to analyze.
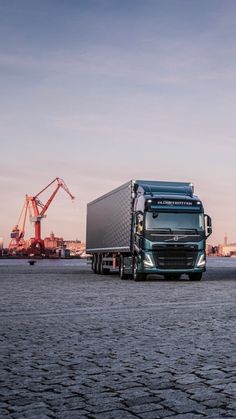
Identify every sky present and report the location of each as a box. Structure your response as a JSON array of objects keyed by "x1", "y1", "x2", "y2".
[{"x1": 1, "y1": 0, "x2": 236, "y2": 246}]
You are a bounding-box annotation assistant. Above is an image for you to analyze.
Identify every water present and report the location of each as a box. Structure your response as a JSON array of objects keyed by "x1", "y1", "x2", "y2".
[
  {"x1": 206, "y1": 256, "x2": 236, "y2": 268},
  {"x1": 0, "y1": 258, "x2": 88, "y2": 267},
  {"x1": 1, "y1": 257, "x2": 236, "y2": 268}
]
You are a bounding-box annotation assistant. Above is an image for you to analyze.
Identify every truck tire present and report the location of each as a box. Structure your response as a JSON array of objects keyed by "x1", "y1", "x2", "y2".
[
  {"x1": 119, "y1": 256, "x2": 130, "y2": 280},
  {"x1": 96, "y1": 254, "x2": 110, "y2": 275},
  {"x1": 101, "y1": 265, "x2": 110, "y2": 275},
  {"x1": 93, "y1": 254, "x2": 98, "y2": 273},
  {"x1": 189, "y1": 273, "x2": 202, "y2": 281},
  {"x1": 96, "y1": 254, "x2": 102, "y2": 274},
  {"x1": 133, "y1": 257, "x2": 146, "y2": 281},
  {"x1": 92, "y1": 255, "x2": 96, "y2": 272}
]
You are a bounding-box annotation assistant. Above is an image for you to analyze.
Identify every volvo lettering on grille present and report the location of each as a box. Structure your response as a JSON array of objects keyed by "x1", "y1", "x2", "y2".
[{"x1": 165, "y1": 235, "x2": 187, "y2": 242}]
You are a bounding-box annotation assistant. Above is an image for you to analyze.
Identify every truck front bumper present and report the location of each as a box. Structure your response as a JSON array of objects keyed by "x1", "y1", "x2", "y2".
[
  {"x1": 140, "y1": 250, "x2": 206, "y2": 275},
  {"x1": 141, "y1": 266, "x2": 205, "y2": 275}
]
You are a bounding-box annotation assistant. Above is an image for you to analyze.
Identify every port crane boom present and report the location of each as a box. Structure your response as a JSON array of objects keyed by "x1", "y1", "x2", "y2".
[{"x1": 8, "y1": 178, "x2": 74, "y2": 255}]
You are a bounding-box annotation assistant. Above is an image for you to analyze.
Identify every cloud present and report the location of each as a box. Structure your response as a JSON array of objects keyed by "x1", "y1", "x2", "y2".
[{"x1": 1, "y1": 38, "x2": 236, "y2": 88}]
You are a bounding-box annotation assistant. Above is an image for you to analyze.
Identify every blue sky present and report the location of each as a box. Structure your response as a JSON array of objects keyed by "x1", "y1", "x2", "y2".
[{"x1": 1, "y1": 0, "x2": 236, "y2": 245}]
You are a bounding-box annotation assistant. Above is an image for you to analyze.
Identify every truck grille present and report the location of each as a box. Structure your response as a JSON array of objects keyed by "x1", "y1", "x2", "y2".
[{"x1": 153, "y1": 249, "x2": 198, "y2": 269}]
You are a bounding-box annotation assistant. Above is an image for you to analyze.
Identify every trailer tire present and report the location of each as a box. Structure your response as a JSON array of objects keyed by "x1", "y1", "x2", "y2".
[
  {"x1": 189, "y1": 273, "x2": 202, "y2": 281},
  {"x1": 96, "y1": 254, "x2": 102, "y2": 274},
  {"x1": 92, "y1": 255, "x2": 96, "y2": 272},
  {"x1": 96, "y1": 254, "x2": 109, "y2": 275},
  {"x1": 101, "y1": 266, "x2": 110, "y2": 275},
  {"x1": 93, "y1": 254, "x2": 98, "y2": 273}
]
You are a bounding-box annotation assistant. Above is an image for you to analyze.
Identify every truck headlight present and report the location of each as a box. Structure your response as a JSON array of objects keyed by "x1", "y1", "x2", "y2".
[
  {"x1": 197, "y1": 254, "x2": 206, "y2": 267},
  {"x1": 143, "y1": 253, "x2": 154, "y2": 267}
]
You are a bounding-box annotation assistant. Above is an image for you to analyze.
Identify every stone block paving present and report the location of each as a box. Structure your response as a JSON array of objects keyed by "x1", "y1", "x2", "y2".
[{"x1": 0, "y1": 260, "x2": 236, "y2": 418}]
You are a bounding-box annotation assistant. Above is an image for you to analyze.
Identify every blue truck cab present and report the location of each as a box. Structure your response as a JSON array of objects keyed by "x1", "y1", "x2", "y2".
[{"x1": 132, "y1": 181, "x2": 212, "y2": 281}]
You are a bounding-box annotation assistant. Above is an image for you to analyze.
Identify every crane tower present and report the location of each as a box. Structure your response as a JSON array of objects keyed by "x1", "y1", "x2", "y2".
[{"x1": 8, "y1": 177, "x2": 74, "y2": 255}]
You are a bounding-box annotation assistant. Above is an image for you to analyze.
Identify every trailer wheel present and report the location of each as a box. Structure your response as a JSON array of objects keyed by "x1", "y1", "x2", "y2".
[
  {"x1": 119, "y1": 256, "x2": 130, "y2": 280},
  {"x1": 189, "y1": 273, "x2": 202, "y2": 281},
  {"x1": 93, "y1": 254, "x2": 98, "y2": 273},
  {"x1": 96, "y1": 254, "x2": 109, "y2": 275},
  {"x1": 94, "y1": 254, "x2": 102, "y2": 274},
  {"x1": 133, "y1": 257, "x2": 146, "y2": 281},
  {"x1": 92, "y1": 255, "x2": 96, "y2": 272},
  {"x1": 101, "y1": 265, "x2": 110, "y2": 275}
]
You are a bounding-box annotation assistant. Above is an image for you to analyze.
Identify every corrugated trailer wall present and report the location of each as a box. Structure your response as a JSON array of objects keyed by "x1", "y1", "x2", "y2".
[{"x1": 86, "y1": 181, "x2": 133, "y2": 253}]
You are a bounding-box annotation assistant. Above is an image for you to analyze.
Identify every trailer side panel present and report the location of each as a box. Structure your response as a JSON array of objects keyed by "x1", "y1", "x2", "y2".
[{"x1": 86, "y1": 181, "x2": 133, "y2": 253}]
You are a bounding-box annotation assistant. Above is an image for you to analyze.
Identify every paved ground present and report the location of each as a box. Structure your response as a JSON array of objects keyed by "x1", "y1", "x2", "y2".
[{"x1": 0, "y1": 259, "x2": 236, "y2": 418}]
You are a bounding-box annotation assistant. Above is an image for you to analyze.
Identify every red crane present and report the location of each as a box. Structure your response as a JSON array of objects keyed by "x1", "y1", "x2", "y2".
[{"x1": 8, "y1": 178, "x2": 74, "y2": 255}]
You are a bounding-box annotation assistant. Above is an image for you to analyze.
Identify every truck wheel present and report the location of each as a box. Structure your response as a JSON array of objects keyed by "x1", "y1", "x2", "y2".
[
  {"x1": 189, "y1": 273, "x2": 202, "y2": 281},
  {"x1": 119, "y1": 256, "x2": 130, "y2": 280},
  {"x1": 92, "y1": 255, "x2": 96, "y2": 272},
  {"x1": 96, "y1": 254, "x2": 102, "y2": 274},
  {"x1": 93, "y1": 255, "x2": 98, "y2": 273},
  {"x1": 133, "y1": 258, "x2": 146, "y2": 281},
  {"x1": 134, "y1": 272, "x2": 146, "y2": 281},
  {"x1": 101, "y1": 266, "x2": 110, "y2": 275},
  {"x1": 97, "y1": 255, "x2": 109, "y2": 275}
]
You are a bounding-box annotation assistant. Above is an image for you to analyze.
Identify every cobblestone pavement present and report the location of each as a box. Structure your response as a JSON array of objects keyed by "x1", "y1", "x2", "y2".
[{"x1": 0, "y1": 259, "x2": 236, "y2": 418}]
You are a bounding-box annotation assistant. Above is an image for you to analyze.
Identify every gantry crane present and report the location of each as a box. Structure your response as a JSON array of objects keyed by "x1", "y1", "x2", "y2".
[{"x1": 8, "y1": 177, "x2": 74, "y2": 255}]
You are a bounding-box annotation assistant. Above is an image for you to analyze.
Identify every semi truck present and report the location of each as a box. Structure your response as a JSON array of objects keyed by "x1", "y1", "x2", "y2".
[{"x1": 86, "y1": 180, "x2": 212, "y2": 281}]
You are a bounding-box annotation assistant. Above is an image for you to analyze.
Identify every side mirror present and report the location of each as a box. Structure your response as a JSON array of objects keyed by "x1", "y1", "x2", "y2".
[
  {"x1": 135, "y1": 211, "x2": 144, "y2": 234},
  {"x1": 205, "y1": 214, "x2": 212, "y2": 238},
  {"x1": 136, "y1": 220, "x2": 143, "y2": 234}
]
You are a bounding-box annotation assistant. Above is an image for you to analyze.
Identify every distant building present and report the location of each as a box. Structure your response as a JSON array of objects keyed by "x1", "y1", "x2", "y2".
[
  {"x1": 216, "y1": 233, "x2": 236, "y2": 256},
  {"x1": 206, "y1": 244, "x2": 220, "y2": 256},
  {"x1": 64, "y1": 239, "x2": 86, "y2": 257},
  {"x1": 44, "y1": 232, "x2": 63, "y2": 250},
  {"x1": 206, "y1": 244, "x2": 213, "y2": 255},
  {"x1": 218, "y1": 243, "x2": 236, "y2": 257},
  {"x1": 224, "y1": 234, "x2": 228, "y2": 246}
]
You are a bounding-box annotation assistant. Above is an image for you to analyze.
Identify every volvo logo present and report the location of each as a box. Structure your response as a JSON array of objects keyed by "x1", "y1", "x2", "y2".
[{"x1": 165, "y1": 235, "x2": 187, "y2": 242}]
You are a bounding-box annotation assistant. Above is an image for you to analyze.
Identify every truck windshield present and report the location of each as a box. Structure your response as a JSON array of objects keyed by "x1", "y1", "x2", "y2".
[{"x1": 145, "y1": 212, "x2": 204, "y2": 231}]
